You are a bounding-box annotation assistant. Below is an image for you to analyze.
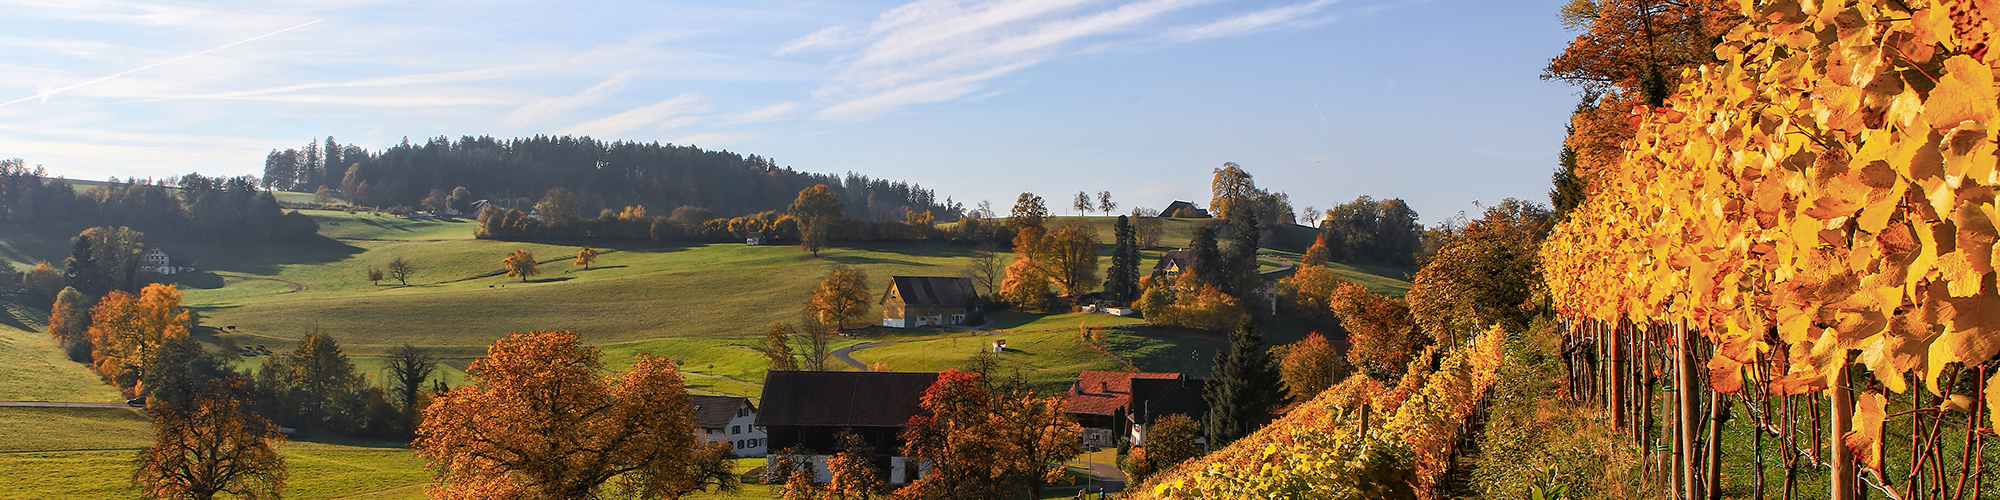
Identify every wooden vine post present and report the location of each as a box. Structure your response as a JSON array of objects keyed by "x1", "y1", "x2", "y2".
[{"x1": 1829, "y1": 356, "x2": 1853, "y2": 500}]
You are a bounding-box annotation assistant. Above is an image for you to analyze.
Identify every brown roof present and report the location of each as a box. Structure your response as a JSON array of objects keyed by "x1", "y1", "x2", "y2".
[
  {"x1": 881, "y1": 276, "x2": 976, "y2": 308},
  {"x1": 690, "y1": 395, "x2": 752, "y2": 429},
  {"x1": 755, "y1": 371, "x2": 938, "y2": 428},
  {"x1": 1162, "y1": 201, "x2": 1210, "y2": 218},
  {"x1": 1153, "y1": 249, "x2": 1191, "y2": 271},
  {"x1": 1063, "y1": 371, "x2": 1183, "y2": 416}
]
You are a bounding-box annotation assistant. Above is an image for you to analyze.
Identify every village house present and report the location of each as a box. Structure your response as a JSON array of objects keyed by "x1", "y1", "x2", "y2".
[
  {"x1": 1151, "y1": 249, "x2": 1192, "y2": 280},
  {"x1": 1062, "y1": 371, "x2": 1209, "y2": 448},
  {"x1": 1160, "y1": 200, "x2": 1211, "y2": 218},
  {"x1": 691, "y1": 395, "x2": 766, "y2": 458},
  {"x1": 879, "y1": 276, "x2": 976, "y2": 328},
  {"x1": 745, "y1": 231, "x2": 765, "y2": 246},
  {"x1": 141, "y1": 247, "x2": 196, "y2": 275},
  {"x1": 757, "y1": 371, "x2": 938, "y2": 484}
]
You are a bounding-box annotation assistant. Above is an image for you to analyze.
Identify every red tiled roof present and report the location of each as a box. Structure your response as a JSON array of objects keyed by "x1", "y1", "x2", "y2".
[{"x1": 1062, "y1": 371, "x2": 1181, "y2": 416}]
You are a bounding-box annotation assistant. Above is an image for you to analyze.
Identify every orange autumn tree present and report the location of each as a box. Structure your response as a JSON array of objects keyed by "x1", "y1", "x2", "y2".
[
  {"x1": 87, "y1": 283, "x2": 190, "y2": 387},
  {"x1": 501, "y1": 249, "x2": 538, "y2": 282},
  {"x1": 134, "y1": 386, "x2": 288, "y2": 500},
  {"x1": 898, "y1": 370, "x2": 1081, "y2": 500},
  {"x1": 1324, "y1": 281, "x2": 1419, "y2": 381},
  {"x1": 415, "y1": 330, "x2": 736, "y2": 499}
]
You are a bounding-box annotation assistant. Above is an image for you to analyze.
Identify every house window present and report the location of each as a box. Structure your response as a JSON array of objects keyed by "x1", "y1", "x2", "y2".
[
  {"x1": 736, "y1": 440, "x2": 744, "y2": 449},
  {"x1": 732, "y1": 425, "x2": 740, "y2": 434}
]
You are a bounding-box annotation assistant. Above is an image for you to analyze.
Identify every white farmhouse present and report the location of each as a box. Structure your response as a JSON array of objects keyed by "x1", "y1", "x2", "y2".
[{"x1": 691, "y1": 395, "x2": 766, "y2": 458}]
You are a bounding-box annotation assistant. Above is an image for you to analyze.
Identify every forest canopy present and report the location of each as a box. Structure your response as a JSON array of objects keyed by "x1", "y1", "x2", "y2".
[{"x1": 265, "y1": 135, "x2": 963, "y2": 222}]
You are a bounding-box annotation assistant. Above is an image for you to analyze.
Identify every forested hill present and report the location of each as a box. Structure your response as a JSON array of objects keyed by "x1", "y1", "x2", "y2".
[{"x1": 264, "y1": 135, "x2": 963, "y2": 221}]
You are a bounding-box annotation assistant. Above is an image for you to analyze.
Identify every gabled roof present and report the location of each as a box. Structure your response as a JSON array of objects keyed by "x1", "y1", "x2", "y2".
[
  {"x1": 881, "y1": 276, "x2": 976, "y2": 308},
  {"x1": 756, "y1": 371, "x2": 938, "y2": 428},
  {"x1": 1153, "y1": 249, "x2": 1191, "y2": 271},
  {"x1": 1131, "y1": 377, "x2": 1208, "y2": 425},
  {"x1": 690, "y1": 395, "x2": 752, "y2": 429},
  {"x1": 1162, "y1": 201, "x2": 1210, "y2": 218},
  {"x1": 1063, "y1": 371, "x2": 1183, "y2": 416}
]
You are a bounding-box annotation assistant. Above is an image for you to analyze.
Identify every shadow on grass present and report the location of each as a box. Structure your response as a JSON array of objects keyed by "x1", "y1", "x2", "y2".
[
  {"x1": 178, "y1": 235, "x2": 366, "y2": 276},
  {"x1": 160, "y1": 272, "x2": 225, "y2": 290},
  {"x1": 289, "y1": 433, "x2": 412, "y2": 450},
  {"x1": 985, "y1": 312, "x2": 1049, "y2": 331},
  {"x1": 567, "y1": 265, "x2": 629, "y2": 272},
  {"x1": 825, "y1": 254, "x2": 933, "y2": 266},
  {"x1": 524, "y1": 276, "x2": 574, "y2": 284},
  {"x1": 0, "y1": 295, "x2": 48, "y2": 332}
]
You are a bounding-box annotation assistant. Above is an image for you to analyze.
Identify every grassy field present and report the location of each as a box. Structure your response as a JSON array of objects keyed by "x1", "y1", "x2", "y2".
[{"x1": 0, "y1": 209, "x2": 1405, "y2": 497}]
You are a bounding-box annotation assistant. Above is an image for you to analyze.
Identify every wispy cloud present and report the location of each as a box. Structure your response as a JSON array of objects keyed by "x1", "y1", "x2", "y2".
[
  {"x1": 0, "y1": 19, "x2": 323, "y2": 107},
  {"x1": 558, "y1": 93, "x2": 706, "y2": 137},
  {"x1": 1164, "y1": 0, "x2": 1341, "y2": 42},
  {"x1": 500, "y1": 71, "x2": 633, "y2": 128},
  {"x1": 776, "y1": 25, "x2": 860, "y2": 54},
  {"x1": 725, "y1": 101, "x2": 800, "y2": 124}
]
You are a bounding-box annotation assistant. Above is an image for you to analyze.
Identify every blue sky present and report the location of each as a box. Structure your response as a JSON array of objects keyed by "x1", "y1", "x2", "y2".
[{"x1": 0, "y1": 0, "x2": 1579, "y2": 224}]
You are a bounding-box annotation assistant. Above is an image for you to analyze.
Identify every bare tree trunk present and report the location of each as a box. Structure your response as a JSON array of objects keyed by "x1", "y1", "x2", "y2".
[{"x1": 1610, "y1": 320, "x2": 1627, "y2": 433}]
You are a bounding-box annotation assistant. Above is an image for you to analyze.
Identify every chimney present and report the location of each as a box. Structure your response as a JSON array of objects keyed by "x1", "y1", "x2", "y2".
[{"x1": 1100, "y1": 381, "x2": 1109, "y2": 393}]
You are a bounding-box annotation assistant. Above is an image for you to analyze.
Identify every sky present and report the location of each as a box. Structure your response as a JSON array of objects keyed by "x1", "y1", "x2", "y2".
[{"x1": 0, "y1": 0, "x2": 1582, "y2": 225}]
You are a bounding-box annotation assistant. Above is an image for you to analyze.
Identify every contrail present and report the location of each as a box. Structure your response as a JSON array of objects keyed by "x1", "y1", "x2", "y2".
[{"x1": 0, "y1": 19, "x2": 324, "y2": 107}]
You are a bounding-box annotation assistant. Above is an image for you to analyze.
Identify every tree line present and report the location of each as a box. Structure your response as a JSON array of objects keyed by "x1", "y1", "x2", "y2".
[
  {"x1": 0, "y1": 160, "x2": 317, "y2": 242},
  {"x1": 264, "y1": 135, "x2": 962, "y2": 222}
]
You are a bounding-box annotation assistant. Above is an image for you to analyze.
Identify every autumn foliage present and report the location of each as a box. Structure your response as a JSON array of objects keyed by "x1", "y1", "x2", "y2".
[
  {"x1": 416, "y1": 330, "x2": 734, "y2": 499},
  {"x1": 87, "y1": 283, "x2": 190, "y2": 388},
  {"x1": 898, "y1": 370, "x2": 1081, "y2": 500},
  {"x1": 134, "y1": 387, "x2": 288, "y2": 500},
  {"x1": 501, "y1": 249, "x2": 538, "y2": 282}
]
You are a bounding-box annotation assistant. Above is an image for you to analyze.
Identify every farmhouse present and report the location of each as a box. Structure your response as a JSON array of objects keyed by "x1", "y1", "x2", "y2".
[
  {"x1": 745, "y1": 231, "x2": 765, "y2": 246},
  {"x1": 1151, "y1": 249, "x2": 1192, "y2": 280},
  {"x1": 691, "y1": 395, "x2": 766, "y2": 458},
  {"x1": 879, "y1": 276, "x2": 976, "y2": 328},
  {"x1": 141, "y1": 247, "x2": 196, "y2": 275},
  {"x1": 757, "y1": 370, "x2": 938, "y2": 484},
  {"x1": 1063, "y1": 371, "x2": 1209, "y2": 448},
  {"x1": 1160, "y1": 200, "x2": 1210, "y2": 218}
]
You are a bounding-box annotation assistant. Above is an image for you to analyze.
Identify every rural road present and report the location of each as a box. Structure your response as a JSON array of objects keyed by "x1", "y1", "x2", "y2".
[
  {"x1": 217, "y1": 273, "x2": 305, "y2": 293},
  {"x1": 830, "y1": 319, "x2": 1000, "y2": 371},
  {"x1": 0, "y1": 401, "x2": 132, "y2": 409}
]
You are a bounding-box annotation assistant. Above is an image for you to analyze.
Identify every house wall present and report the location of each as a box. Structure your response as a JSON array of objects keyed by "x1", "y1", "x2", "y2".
[
  {"x1": 764, "y1": 455, "x2": 927, "y2": 485},
  {"x1": 695, "y1": 402, "x2": 768, "y2": 458}
]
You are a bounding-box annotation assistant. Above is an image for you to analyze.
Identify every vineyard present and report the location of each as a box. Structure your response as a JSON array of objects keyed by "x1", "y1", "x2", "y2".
[{"x1": 1538, "y1": 0, "x2": 2000, "y2": 498}]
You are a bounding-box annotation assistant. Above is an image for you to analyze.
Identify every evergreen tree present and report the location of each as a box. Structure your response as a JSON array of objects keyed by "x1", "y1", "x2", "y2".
[
  {"x1": 61, "y1": 235, "x2": 107, "y2": 298},
  {"x1": 1203, "y1": 320, "x2": 1279, "y2": 447},
  {"x1": 1550, "y1": 145, "x2": 1587, "y2": 221},
  {"x1": 1103, "y1": 215, "x2": 1141, "y2": 303},
  {"x1": 1224, "y1": 210, "x2": 1262, "y2": 297},
  {"x1": 1188, "y1": 225, "x2": 1224, "y2": 289}
]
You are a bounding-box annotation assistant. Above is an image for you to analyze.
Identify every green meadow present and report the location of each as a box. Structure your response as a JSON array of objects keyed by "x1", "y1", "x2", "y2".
[{"x1": 0, "y1": 207, "x2": 1407, "y2": 498}]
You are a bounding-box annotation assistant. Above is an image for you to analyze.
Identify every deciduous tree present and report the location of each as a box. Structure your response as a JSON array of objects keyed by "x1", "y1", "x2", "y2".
[
  {"x1": 808, "y1": 266, "x2": 871, "y2": 331},
  {"x1": 501, "y1": 249, "x2": 538, "y2": 282},
  {"x1": 1302, "y1": 233, "x2": 1332, "y2": 267},
  {"x1": 761, "y1": 323, "x2": 798, "y2": 371},
  {"x1": 365, "y1": 267, "x2": 384, "y2": 285},
  {"x1": 386, "y1": 257, "x2": 416, "y2": 286},
  {"x1": 1008, "y1": 193, "x2": 1047, "y2": 231},
  {"x1": 1543, "y1": 0, "x2": 1741, "y2": 106},
  {"x1": 788, "y1": 185, "x2": 843, "y2": 256},
  {"x1": 88, "y1": 284, "x2": 191, "y2": 387},
  {"x1": 1278, "y1": 332, "x2": 1346, "y2": 407},
  {"x1": 960, "y1": 242, "x2": 1002, "y2": 298},
  {"x1": 25, "y1": 260, "x2": 61, "y2": 299},
  {"x1": 134, "y1": 385, "x2": 287, "y2": 500},
  {"x1": 535, "y1": 187, "x2": 581, "y2": 227},
  {"x1": 1122, "y1": 413, "x2": 1200, "y2": 484},
  {"x1": 1327, "y1": 282, "x2": 1420, "y2": 380},
  {"x1": 896, "y1": 370, "x2": 1080, "y2": 500},
  {"x1": 48, "y1": 286, "x2": 92, "y2": 362},
  {"x1": 386, "y1": 344, "x2": 437, "y2": 423},
  {"x1": 1096, "y1": 191, "x2": 1115, "y2": 215},
  {"x1": 1072, "y1": 191, "x2": 1091, "y2": 216},
  {"x1": 1210, "y1": 162, "x2": 1257, "y2": 221},
  {"x1": 446, "y1": 186, "x2": 473, "y2": 213},
  {"x1": 1405, "y1": 199, "x2": 1548, "y2": 348},
  {"x1": 575, "y1": 246, "x2": 598, "y2": 270},
  {"x1": 416, "y1": 330, "x2": 736, "y2": 499},
  {"x1": 1000, "y1": 228, "x2": 1053, "y2": 310}
]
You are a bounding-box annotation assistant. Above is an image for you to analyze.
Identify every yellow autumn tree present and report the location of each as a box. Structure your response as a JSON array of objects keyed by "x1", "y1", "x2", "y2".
[
  {"x1": 501, "y1": 249, "x2": 538, "y2": 282},
  {"x1": 87, "y1": 283, "x2": 189, "y2": 387},
  {"x1": 809, "y1": 266, "x2": 872, "y2": 331},
  {"x1": 575, "y1": 246, "x2": 598, "y2": 270}
]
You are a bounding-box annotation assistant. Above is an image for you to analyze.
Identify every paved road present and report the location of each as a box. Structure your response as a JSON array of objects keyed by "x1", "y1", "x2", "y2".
[
  {"x1": 831, "y1": 342, "x2": 894, "y2": 371},
  {"x1": 0, "y1": 401, "x2": 133, "y2": 409},
  {"x1": 830, "y1": 319, "x2": 1000, "y2": 371}
]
